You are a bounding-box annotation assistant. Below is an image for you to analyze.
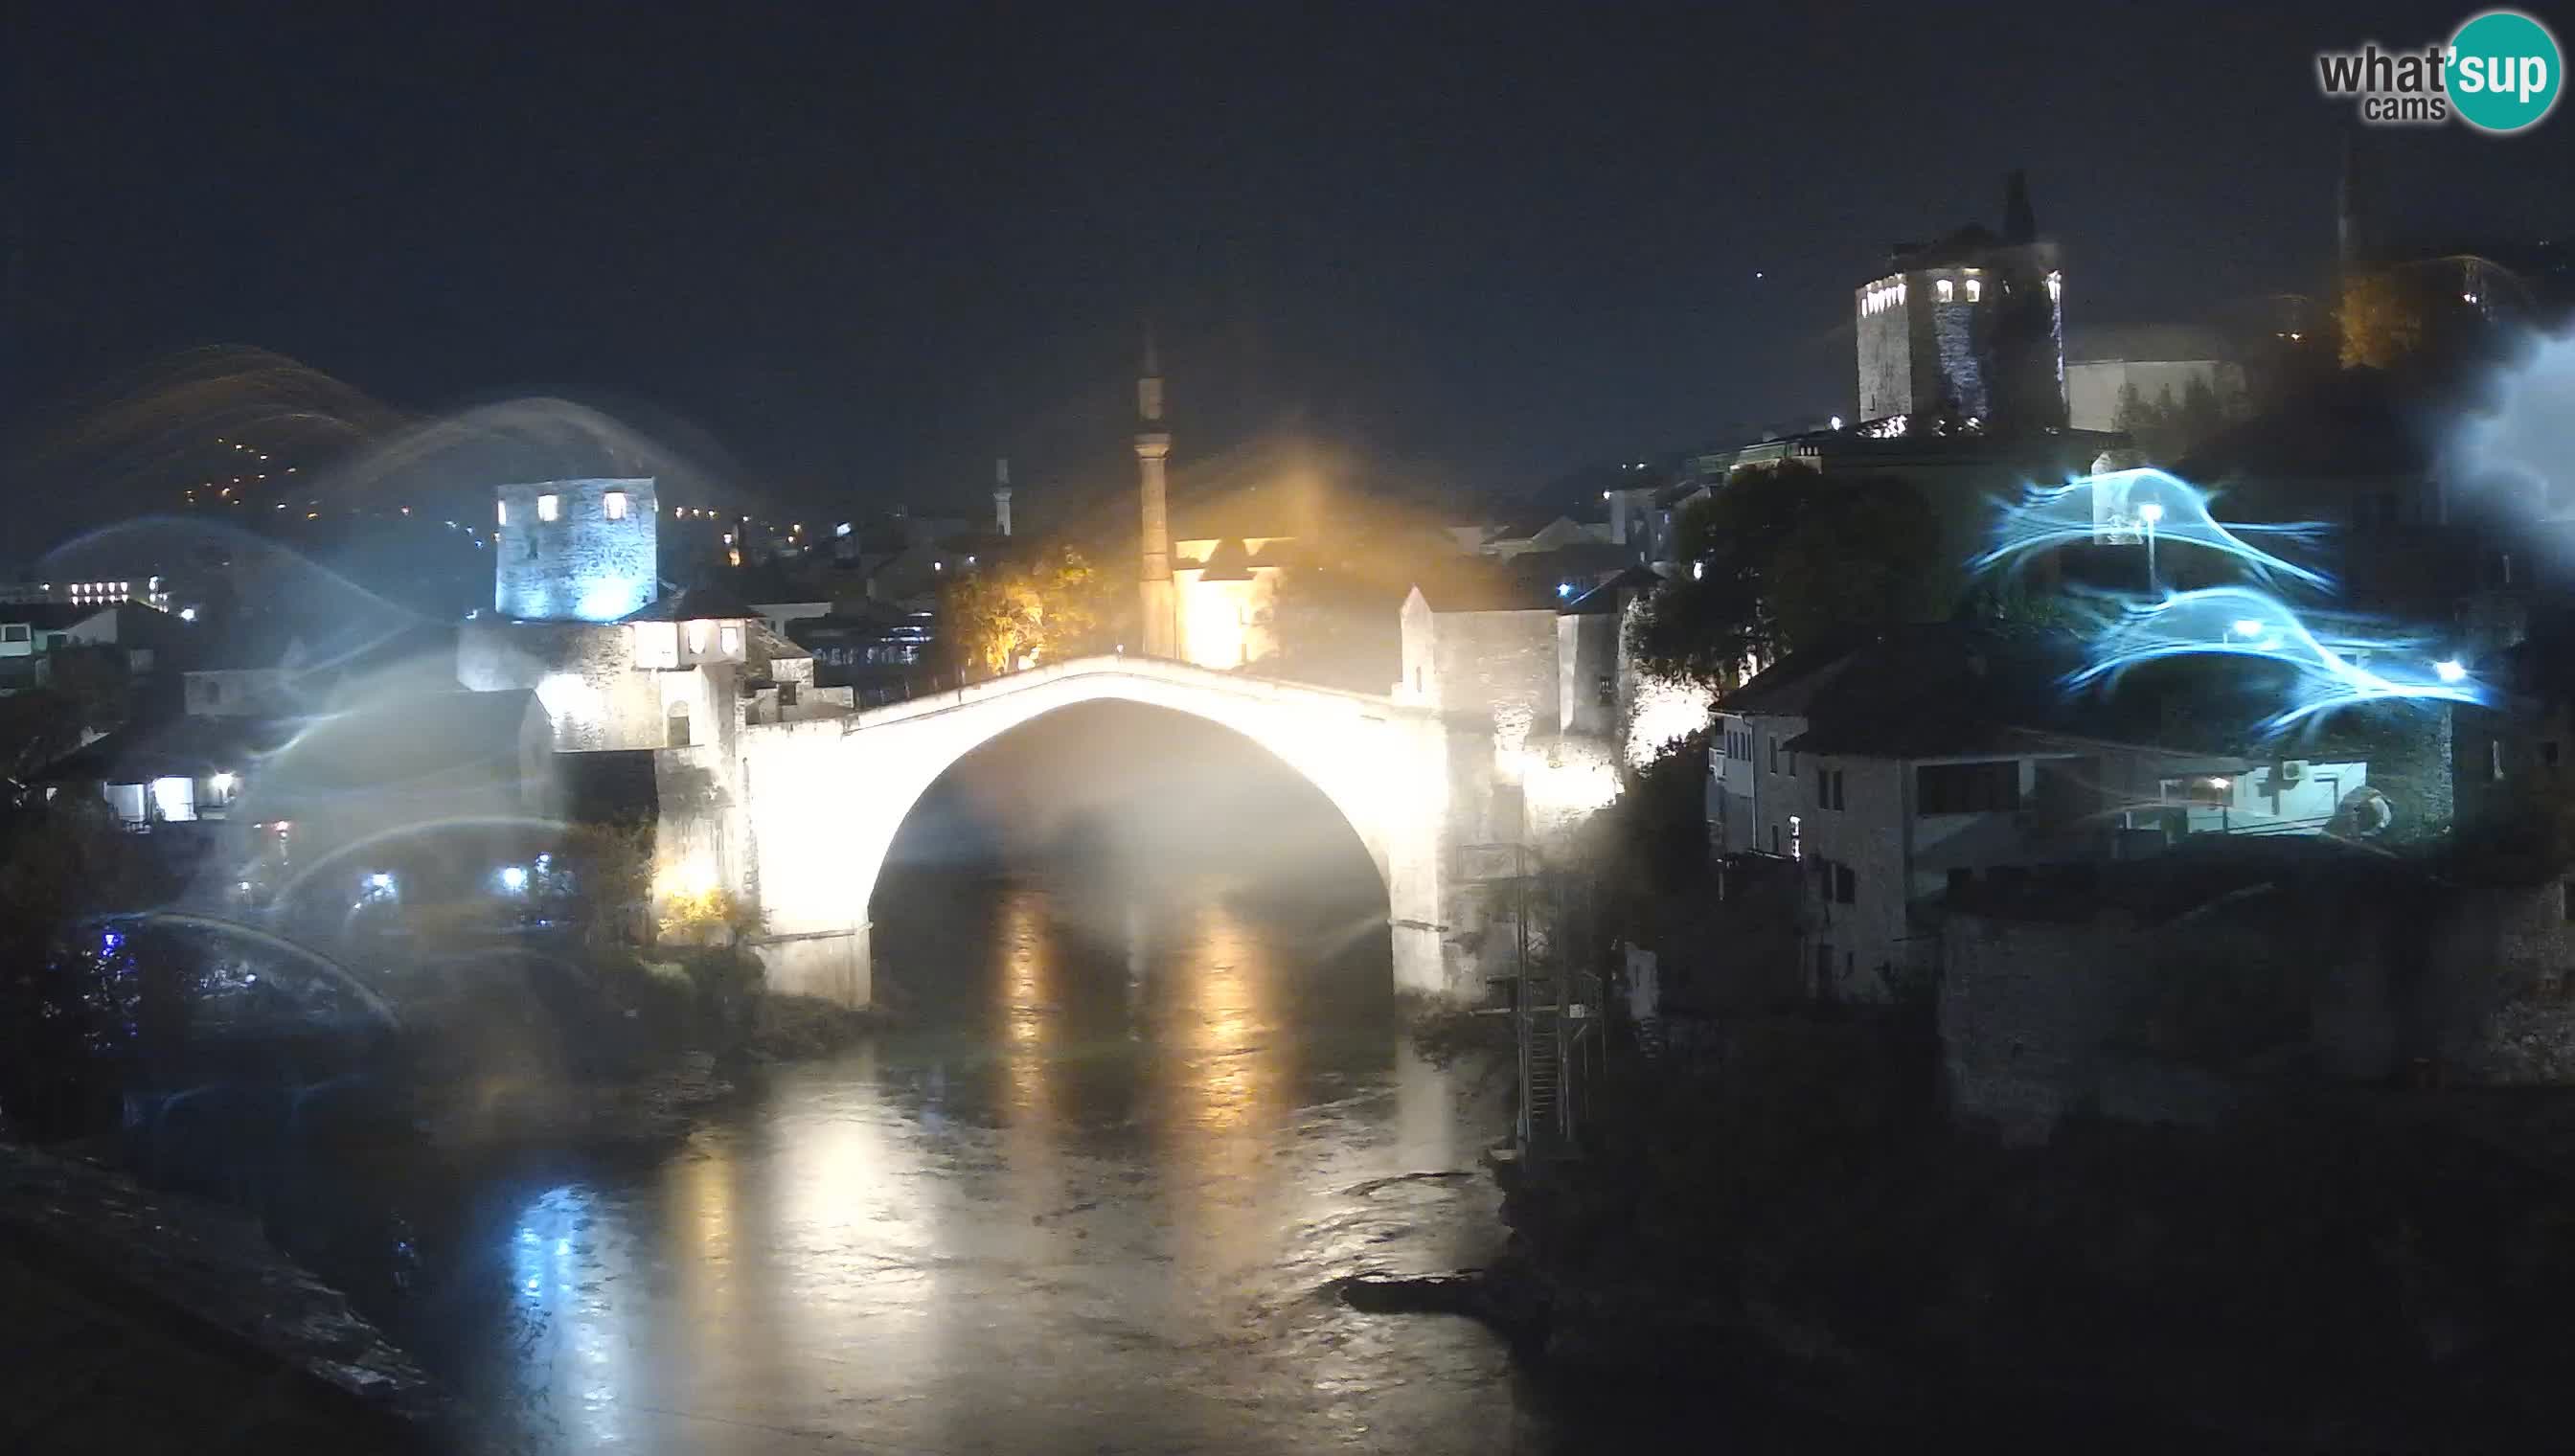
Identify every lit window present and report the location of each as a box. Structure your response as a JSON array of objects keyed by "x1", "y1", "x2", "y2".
[
  {"x1": 687, "y1": 620, "x2": 711, "y2": 654},
  {"x1": 497, "y1": 499, "x2": 508, "y2": 526},
  {"x1": 2046, "y1": 271, "x2": 2062, "y2": 303},
  {"x1": 604, "y1": 490, "x2": 627, "y2": 520},
  {"x1": 1936, "y1": 279, "x2": 1954, "y2": 303},
  {"x1": 1965, "y1": 278, "x2": 1983, "y2": 303},
  {"x1": 537, "y1": 493, "x2": 560, "y2": 522},
  {"x1": 720, "y1": 625, "x2": 741, "y2": 656}
]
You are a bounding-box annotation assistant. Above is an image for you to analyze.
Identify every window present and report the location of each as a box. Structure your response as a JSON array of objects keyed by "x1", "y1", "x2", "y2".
[
  {"x1": 0, "y1": 625, "x2": 26, "y2": 643},
  {"x1": 2160, "y1": 776, "x2": 2232, "y2": 807},
  {"x1": 1917, "y1": 761, "x2": 2021, "y2": 815},
  {"x1": 1936, "y1": 278, "x2": 1954, "y2": 303},
  {"x1": 1816, "y1": 767, "x2": 1845, "y2": 809},
  {"x1": 537, "y1": 493, "x2": 560, "y2": 521},
  {"x1": 1834, "y1": 863, "x2": 1855, "y2": 904},
  {"x1": 719, "y1": 625, "x2": 742, "y2": 656},
  {"x1": 1770, "y1": 825, "x2": 1780, "y2": 853},
  {"x1": 687, "y1": 620, "x2": 711, "y2": 654},
  {"x1": 1965, "y1": 278, "x2": 1983, "y2": 303},
  {"x1": 2492, "y1": 739, "x2": 2505, "y2": 783},
  {"x1": 1769, "y1": 739, "x2": 1778, "y2": 774},
  {"x1": 1788, "y1": 814, "x2": 1802, "y2": 860},
  {"x1": 497, "y1": 499, "x2": 508, "y2": 526},
  {"x1": 1596, "y1": 675, "x2": 1615, "y2": 706},
  {"x1": 604, "y1": 490, "x2": 627, "y2": 520}
]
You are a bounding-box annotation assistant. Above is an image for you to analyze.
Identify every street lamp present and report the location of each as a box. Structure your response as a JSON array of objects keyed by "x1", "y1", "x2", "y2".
[{"x1": 2138, "y1": 499, "x2": 2164, "y2": 591}]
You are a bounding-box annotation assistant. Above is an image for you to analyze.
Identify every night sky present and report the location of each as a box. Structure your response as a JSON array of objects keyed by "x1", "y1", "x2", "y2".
[{"x1": 7, "y1": 2, "x2": 2571, "y2": 539}]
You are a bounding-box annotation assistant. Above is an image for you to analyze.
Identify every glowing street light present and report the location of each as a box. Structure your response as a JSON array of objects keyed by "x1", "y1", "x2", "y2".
[{"x1": 2434, "y1": 658, "x2": 2469, "y2": 684}]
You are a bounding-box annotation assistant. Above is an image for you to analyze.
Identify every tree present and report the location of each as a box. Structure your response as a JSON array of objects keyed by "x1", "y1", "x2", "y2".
[
  {"x1": 942, "y1": 543, "x2": 1106, "y2": 675},
  {"x1": 1626, "y1": 466, "x2": 1945, "y2": 690},
  {"x1": 2337, "y1": 269, "x2": 2427, "y2": 370},
  {"x1": 550, "y1": 818, "x2": 654, "y2": 942}
]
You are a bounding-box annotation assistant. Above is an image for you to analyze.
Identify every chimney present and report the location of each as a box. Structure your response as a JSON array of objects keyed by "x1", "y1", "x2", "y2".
[{"x1": 992, "y1": 457, "x2": 1014, "y2": 537}]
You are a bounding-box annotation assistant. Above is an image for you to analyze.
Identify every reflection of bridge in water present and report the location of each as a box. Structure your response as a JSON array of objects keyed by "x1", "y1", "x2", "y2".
[{"x1": 702, "y1": 654, "x2": 1531, "y2": 1009}]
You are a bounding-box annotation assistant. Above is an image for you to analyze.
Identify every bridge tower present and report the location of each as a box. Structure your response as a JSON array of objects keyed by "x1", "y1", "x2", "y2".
[{"x1": 1135, "y1": 331, "x2": 1178, "y2": 659}]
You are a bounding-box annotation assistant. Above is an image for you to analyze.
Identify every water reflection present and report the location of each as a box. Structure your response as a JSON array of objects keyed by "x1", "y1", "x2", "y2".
[{"x1": 430, "y1": 873, "x2": 1535, "y2": 1453}]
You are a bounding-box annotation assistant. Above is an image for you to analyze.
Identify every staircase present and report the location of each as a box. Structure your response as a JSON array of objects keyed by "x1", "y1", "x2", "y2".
[{"x1": 1520, "y1": 996, "x2": 1568, "y2": 1155}]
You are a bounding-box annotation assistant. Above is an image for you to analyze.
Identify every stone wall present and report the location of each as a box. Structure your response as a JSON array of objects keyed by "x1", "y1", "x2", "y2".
[{"x1": 494, "y1": 478, "x2": 658, "y2": 624}]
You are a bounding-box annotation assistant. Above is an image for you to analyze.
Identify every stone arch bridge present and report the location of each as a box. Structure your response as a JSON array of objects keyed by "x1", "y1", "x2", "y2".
[{"x1": 672, "y1": 655, "x2": 1545, "y2": 1007}]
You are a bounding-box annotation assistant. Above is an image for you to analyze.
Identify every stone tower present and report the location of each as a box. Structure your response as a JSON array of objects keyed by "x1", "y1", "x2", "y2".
[
  {"x1": 1854, "y1": 172, "x2": 2066, "y2": 433},
  {"x1": 493, "y1": 477, "x2": 659, "y2": 623},
  {"x1": 992, "y1": 457, "x2": 1014, "y2": 537},
  {"x1": 1135, "y1": 333, "x2": 1177, "y2": 658}
]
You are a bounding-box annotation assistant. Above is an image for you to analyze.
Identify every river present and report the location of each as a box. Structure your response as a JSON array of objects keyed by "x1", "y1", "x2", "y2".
[{"x1": 353, "y1": 865, "x2": 1583, "y2": 1454}]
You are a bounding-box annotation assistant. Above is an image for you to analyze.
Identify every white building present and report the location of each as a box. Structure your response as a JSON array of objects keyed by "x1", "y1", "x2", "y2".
[{"x1": 1714, "y1": 630, "x2": 2372, "y2": 1002}]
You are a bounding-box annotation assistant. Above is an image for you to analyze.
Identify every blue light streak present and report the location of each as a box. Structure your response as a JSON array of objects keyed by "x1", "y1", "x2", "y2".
[
  {"x1": 1972, "y1": 469, "x2": 2336, "y2": 593},
  {"x1": 2060, "y1": 586, "x2": 2488, "y2": 737}
]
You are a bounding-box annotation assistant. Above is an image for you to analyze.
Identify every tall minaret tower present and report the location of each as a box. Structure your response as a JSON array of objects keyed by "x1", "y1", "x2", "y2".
[
  {"x1": 992, "y1": 457, "x2": 1014, "y2": 537},
  {"x1": 1134, "y1": 331, "x2": 1177, "y2": 659}
]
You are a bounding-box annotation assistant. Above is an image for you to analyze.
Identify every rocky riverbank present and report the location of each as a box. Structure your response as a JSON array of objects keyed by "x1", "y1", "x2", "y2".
[{"x1": 0, "y1": 1141, "x2": 450, "y2": 1447}]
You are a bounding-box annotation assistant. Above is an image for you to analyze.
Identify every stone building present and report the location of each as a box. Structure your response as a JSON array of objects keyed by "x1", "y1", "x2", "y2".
[
  {"x1": 457, "y1": 476, "x2": 854, "y2": 942},
  {"x1": 1854, "y1": 171, "x2": 2066, "y2": 434},
  {"x1": 493, "y1": 477, "x2": 658, "y2": 624}
]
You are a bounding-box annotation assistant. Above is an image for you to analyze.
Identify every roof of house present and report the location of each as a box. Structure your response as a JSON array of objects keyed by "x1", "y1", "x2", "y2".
[
  {"x1": 0, "y1": 603, "x2": 114, "y2": 632},
  {"x1": 1561, "y1": 566, "x2": 1666, "y2": 616},
  {"x1": 1722, "y1": 626, "x2": 2147, "y2": 758},
  {"x1": 43, "y1": 713, "x2": 305, "y2": 784},
  {"x1": 619, "y1": 584, "x2": 762, "y2": 623},
  {"x1": 255, "y1": 690, "x2": 543, "y2": 800},
  {"x1": 1410, "y1": 568, "x2": 1563, "y2": 614}
]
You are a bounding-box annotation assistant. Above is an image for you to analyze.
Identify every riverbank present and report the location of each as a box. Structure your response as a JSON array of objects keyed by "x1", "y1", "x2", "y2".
[
  {"x1": 1429, "y1": 1014, "x2": 2575, "y2": 1447},
  {"x1": 0, "y1": 1141, "x2": 450, "y2": 1449}
]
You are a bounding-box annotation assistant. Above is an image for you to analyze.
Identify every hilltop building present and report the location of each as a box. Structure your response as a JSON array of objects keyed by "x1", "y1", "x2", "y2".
[{"x1": 1855, "y1": 171, "x2": 2067, "y2": 435}]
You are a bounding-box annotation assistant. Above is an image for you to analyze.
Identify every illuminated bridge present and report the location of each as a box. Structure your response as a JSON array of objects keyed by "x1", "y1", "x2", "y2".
[{"x1": 697, "y1": 654, "x2": 1517, "y2": 1008}]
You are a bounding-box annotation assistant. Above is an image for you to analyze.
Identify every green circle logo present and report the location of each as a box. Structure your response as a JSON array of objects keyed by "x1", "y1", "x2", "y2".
[{"x1": 2448, "y1": 10, "x2": 2562, "y2": 132}]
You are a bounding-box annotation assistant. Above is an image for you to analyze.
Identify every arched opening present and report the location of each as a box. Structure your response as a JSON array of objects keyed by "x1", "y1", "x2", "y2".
[{"x1": 867, "y1": 699, "x2": 1397, "y2": 1118}]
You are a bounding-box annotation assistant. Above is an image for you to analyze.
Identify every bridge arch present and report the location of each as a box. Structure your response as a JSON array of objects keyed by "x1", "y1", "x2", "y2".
[{"x1": 717, "y1": 657, "x2": 1468, "y2": 1007}]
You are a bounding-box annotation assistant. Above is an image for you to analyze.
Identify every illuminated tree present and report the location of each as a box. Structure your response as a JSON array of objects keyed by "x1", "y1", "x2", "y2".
[
  {"x1": 657, "y1": 886, "x2": 764, "y2": 945},
  {"x1": 2336, "y1": 270, "x2": 2427, "y2": 370},
  {"x1": 942, "y1": 543, "x2": 1105, "y2": 675}
]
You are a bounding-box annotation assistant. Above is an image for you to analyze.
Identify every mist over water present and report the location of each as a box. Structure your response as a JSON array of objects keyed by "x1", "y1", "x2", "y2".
[{"x1": 249, "y1": 703, "x2": 1634, "y2": 1452}]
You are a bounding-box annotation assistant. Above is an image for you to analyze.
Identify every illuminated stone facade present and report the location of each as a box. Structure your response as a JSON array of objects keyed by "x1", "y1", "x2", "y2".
[
  {"x1": 495, "y1": 477, "x2": 659, "y2": 623},
  {"x1": 732, "y1": 655, "x2": 1492, "y2": 1005}
]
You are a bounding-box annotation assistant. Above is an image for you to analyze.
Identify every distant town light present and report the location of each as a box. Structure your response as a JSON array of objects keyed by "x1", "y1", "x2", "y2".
[
  {"x1": 2435, "y1": 658, "x2": 2469, "y2": 684},
  {"x1": 2231, "y1": 619, "x2": 2265, "y2": 638},
  {"x1": 179, "y1": 606, "x2": 197, "y2": 622},
  {"x1": 1557, "y1": 582, "x2": 1575, "y2": 599},
  {"x1": 1830, "y1": 415, "x2": 1844, "y2": 431},
  {"x1": 2137, "y1": 501, "x2": 2165, "y2": 525},
  {"x1": 499, "y1": 865, "x2": 529, "y2": 893},
  {"x1": 835, "y1": 521, "x2": 853, "y2": 536}
]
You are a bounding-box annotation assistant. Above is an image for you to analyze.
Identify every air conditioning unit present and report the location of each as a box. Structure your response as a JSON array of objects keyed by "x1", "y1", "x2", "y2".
[{"x1": 2276, "y1": 760, "x2": 2309, "y2": 785}]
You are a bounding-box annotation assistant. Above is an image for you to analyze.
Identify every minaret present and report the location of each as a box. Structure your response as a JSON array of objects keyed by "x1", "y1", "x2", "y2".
[
  {"x1": 992, "y1": 457, "x2": 1014, "y2": 537},
  {"x1": 1134, "y1": 331, "x2": 1177, "y2": 659}
]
